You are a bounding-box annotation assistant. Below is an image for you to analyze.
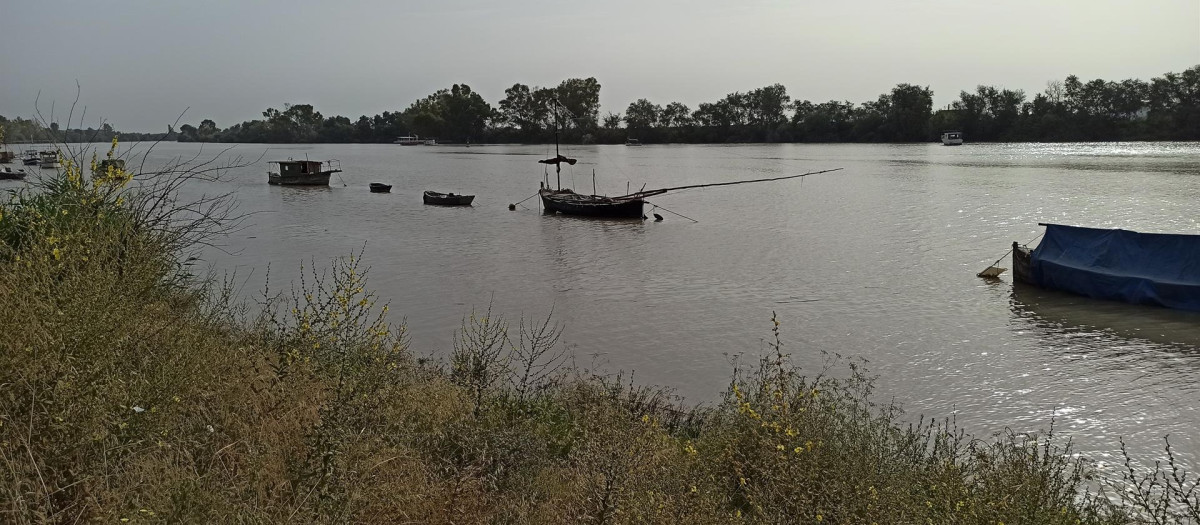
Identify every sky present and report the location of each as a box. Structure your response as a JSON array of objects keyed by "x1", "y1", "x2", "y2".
[{"x1": 1, "y1": 0, "x2": 1197, "y2": 132}]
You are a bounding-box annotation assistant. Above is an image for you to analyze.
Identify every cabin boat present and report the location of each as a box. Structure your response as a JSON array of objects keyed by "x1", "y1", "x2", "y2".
[
  {"x1": 22, "y1": 149, "x2": 40, "y2": 166},
  {"x1": 423, "y1": 191, "x2": 474, "y2": 206},
  {"x1": 394, "y1": 135, "x2": 422, "y2": 146},
  {"x1": 38, "y1": 151, "x2": 60, "y2": 169},
  {"x1": 267, "y1": 159, "x2": 342, "y2": 186},
  {"x1": 625, "y1": 138, "x2": 642, "y2": 146},
  {"x1": 423, "y1": 139, "x2": 438, "y2": 146},
  {"x1": 369, "y1": 183, "x2": 392, "y2": 193},
  {"x1": 1013, "y1": 223, "x2": 1200, "y2": 312},
  {"x1": 941, "y1": 131, "x2": 963, "y2": 146}
]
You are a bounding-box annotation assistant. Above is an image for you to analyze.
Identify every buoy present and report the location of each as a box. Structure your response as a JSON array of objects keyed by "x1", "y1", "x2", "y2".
[{"x1": 508, "y1": 204, "x2": 516, "y2": 210}]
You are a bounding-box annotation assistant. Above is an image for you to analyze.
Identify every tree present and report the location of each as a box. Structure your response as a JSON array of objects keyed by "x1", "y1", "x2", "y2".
[
  {"x1": 624, "y1": 99, "x2": 661, "y2": 132},
  {"x1": 319, "y1": 115, "x2": 355, "y2": 143},
  {"x1": 197, "y1": 119, "x2": 218, "y2": 142},
  {"x1": 554, "y1": 77, "x2": 601, "y2": 131},
  {"x1": 498, "y1": 83, "x2": 554, "y2": 139},
  {"x1": 659, "y1": 102, "x2": 693, "y2": 128},
  {"x1": 748, "y1": 84, "x2": 790, "y2": 130},
  {"x1": 885, "y1": 84, "x2": 933, "y2": 141},
  {"x1": 439, "y1": 84, "x2": 493, "y2": 141},
  {"x1": 602, "y1": 112, "x2": 623, "y2": 129}
]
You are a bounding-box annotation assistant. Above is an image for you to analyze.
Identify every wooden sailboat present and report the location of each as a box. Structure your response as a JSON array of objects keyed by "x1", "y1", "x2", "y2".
[
  {"x1": 537, "y1": 103, "x2": 650, "y2": 219},
  {"x1": 536, "y1": 100, "x2": 842, "y2": 219}
]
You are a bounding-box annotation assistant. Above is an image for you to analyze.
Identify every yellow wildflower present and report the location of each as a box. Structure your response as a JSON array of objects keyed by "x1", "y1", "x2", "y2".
[{"x1": 52, "y1": 248, "x2": 62, "y2": 260}]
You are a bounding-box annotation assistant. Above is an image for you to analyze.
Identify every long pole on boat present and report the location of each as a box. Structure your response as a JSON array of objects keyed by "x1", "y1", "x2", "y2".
[
  {"x1": 554, "y1": 101, "x2": 561, "y2": 190},
  {"x1": 618, "y1": 167, "x2": 844, "y2": 199}
]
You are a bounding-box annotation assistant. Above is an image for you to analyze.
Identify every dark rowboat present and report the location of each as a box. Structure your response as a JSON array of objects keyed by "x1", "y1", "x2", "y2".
[
  {"x1": 423, "y1": 191, "x2": 474, "y2": 206},
  {"x1": 0, "y1": 167, "x2": 27, "y2": 180},
  {"x1": 369, "y1": 183, "x2": 392, "y2": 193},
  {"x1": 1013, "y1": 223, "x2": 1200, "y2": 311}
]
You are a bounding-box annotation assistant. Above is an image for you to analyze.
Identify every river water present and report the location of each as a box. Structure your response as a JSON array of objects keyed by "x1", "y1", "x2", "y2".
[{"x1": 17, "y1": 140, "x2": 1200, "y2": 472}]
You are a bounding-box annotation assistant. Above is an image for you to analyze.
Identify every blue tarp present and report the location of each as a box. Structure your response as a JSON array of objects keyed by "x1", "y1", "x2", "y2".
[{"x1": 1030, "y1": 224, "x2": 1200, "y2": 311}]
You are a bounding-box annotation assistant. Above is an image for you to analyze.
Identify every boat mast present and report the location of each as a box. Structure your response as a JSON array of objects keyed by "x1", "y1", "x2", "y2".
[{"x1": 554, "y1": 100, "x2": 561, "y2": 190}]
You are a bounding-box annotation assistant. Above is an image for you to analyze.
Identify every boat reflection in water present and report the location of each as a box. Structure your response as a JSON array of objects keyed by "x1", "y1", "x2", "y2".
[{"x1": 1010, "y1": 281, "x2": 1200, "y2": 349}]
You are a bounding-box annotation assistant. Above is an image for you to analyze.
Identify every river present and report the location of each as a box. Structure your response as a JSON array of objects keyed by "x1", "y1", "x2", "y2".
[{"x1": 20, "y1": 140, "x2": 1200, "y2": 473}]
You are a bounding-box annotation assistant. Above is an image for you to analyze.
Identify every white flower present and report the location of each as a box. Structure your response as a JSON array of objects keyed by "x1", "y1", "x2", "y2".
[
  {"x1": 206, "y1": 425, "x2": 215, "y2": 433},
  {"x1": 131, "y1": 406, "x2": 145, "y2": 413}
]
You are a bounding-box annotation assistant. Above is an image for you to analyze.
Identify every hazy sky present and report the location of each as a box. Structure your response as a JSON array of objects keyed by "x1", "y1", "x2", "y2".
[{"x1": 2, "y1": 0, "x2": 1197, "y2": 131}]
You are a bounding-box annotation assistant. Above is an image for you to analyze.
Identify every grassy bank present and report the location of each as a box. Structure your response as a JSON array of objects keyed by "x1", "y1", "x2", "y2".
[{"x1": 1, "y1": 144, "x2": 1196, "y2": 523}]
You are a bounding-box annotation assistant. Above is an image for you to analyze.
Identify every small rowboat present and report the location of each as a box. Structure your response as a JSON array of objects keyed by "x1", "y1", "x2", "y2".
[
  {"x1": 0, "y1": 167, "x2": 27, "y2": 180},
  {"x1": 369, "y1": 183, "x2": 392, "y2": 193},
  {"x1": 423, "y1": 190, "x2": 474, "y2": 206}
]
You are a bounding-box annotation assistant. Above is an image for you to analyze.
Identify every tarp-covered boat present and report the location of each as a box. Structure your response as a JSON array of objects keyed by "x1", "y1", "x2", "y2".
[{"x1": 1013, "y1": 223, "x2": 1200, "y2": 311}]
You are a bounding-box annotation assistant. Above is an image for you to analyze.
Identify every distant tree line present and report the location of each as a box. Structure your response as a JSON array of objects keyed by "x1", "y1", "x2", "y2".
[
  {"x1": 5, "y1": 66, "x2": 1195, "y2": 146},
  {"x1": 0, "y1": 115, "x2": 172, "y2": 144}
]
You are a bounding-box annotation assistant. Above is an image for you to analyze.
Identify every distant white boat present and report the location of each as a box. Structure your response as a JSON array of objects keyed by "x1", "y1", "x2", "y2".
[
  {"x1": 941, "y1": 131, "x2": 963, "y2": 146},
  {"x1": 394, "y1": 135, "x2": 422, "y2": 146},
  {"x1": 423, "y1": 139, "x2": 437, "y2": 146}
]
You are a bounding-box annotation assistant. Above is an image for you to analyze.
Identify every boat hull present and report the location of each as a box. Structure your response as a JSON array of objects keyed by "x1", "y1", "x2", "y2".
[
  {"x1": 268, "y1": 172, "x2": 333, "y2": 186},
  {"x1": 1012, "y1": 242, "x2": 1033, "y2": 284},
  {"x1": 423, "y1": 191, "x2": 474, "y2": 205},
  {"x1": 369, "y1": 183, "x2": 392, "y2": 193},
  {"x1": 539, "y1": 189, "x2": 644, "y2": 219}
]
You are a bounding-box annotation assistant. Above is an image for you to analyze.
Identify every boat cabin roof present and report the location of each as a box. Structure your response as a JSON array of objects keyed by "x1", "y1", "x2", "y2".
[{"x1": 269, "y1": 159, "x2": 325, "y2": 165}]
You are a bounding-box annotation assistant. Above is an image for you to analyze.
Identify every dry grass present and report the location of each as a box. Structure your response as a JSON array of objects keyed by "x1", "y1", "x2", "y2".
[{"x1": 0, "y1": 142, "x2": 1195, "y2": 523}]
